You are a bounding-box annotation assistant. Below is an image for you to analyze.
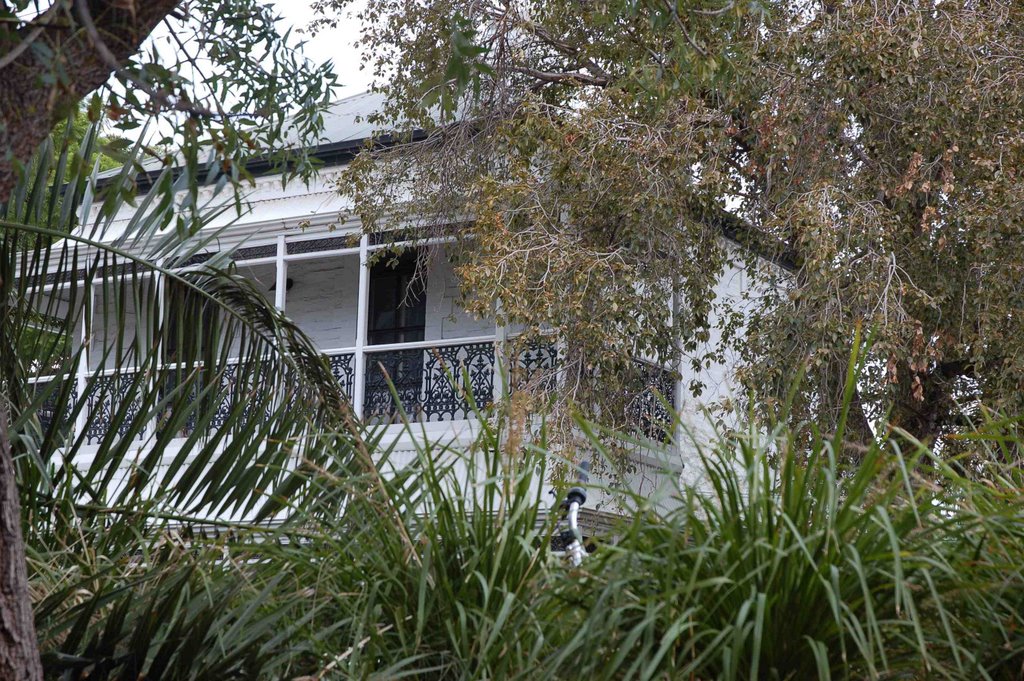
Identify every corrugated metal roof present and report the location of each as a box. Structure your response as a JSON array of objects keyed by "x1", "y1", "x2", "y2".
[{"x1": 316, "y1": 90, "x2": 387, "y2": 146}]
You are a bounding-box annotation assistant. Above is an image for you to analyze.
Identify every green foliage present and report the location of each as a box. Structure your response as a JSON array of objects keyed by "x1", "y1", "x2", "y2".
[
  {"x1": 545, "y1": 428, "x2": 1024, "y2": 679},
  {"x1": 1, "y1": 0, "x2": 337, "y2": 187},
  {"x1": 100, "y1": 0, "x2": 338, "y2": 183},
  {"x1": 732, "y1": 2, "x2": 1024, "y2": 445},
  {"x1": 315, "y1": 0, "x2": 1024, "y2": 446},
  {"x1": 320, "y1": 0, "x2": 764, "y2": 444},
  {"x1": 15, "y1": 230, "x2": 1024, "y2": 681},
  {"x1": 1, "y1": 120, "x2": 357, "y2": 678},
  {"x1": 270, "y1": 344, "x2": 1024, "y2": 680},
  {"x1": 28, "y1": 390, "x2": 1024, "y2": 680},
  {"x1": 50, "y1": 109, "x2": 123, "y2": 175},
  {"x1": 6, "y1": 17, "x2": 1024, "y2": 677}
]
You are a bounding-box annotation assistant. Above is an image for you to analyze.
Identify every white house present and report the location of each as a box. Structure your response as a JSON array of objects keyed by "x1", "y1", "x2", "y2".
[{"x1": 30, "y1": 92, "x2": 765, "y2": 515}]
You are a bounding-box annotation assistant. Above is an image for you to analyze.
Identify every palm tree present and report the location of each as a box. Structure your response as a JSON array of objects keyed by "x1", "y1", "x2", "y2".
[{"x1": 0, "y1": 123, "x2": 357, "y2": 678}]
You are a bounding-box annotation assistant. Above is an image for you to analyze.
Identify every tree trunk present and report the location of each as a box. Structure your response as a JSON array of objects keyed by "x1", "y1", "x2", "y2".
[
  {"x1": 0, "y1": 400, "x2": 42, "y2": 681},
  {"x1": 0, "y1": 5, "x2": 183, "y2": 676},
  {"x1": 0, "y1": 0, "x2": 181, "y2": 199}
]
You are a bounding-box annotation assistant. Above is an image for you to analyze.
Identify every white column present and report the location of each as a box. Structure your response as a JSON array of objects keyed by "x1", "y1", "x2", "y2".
[
  {"x1": 351, "y1": 233, "x2": 370, "y2": 419},
  {"x1": 492, "y1": 302, "x2": 507, "y2": 406},
  {"x1": 671, "y1": 289, "x2": 685, "y2": 456},
  {"x1": 274, "y1": 235, "x2": 287, "y2": 312},
  {"x1": 75, "y1": 279, "x2": 93, "y2": 442},
  {"x1": 143, "y1": 269, "x2": 164, "y2": 443}
]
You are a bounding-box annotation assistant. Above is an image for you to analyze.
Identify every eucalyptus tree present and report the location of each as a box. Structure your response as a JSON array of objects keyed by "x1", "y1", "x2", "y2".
[
  {"x1": 0, "y1": 0, "x2": 337, "y2": 198},
  {"x1": 313, "y1": 0, "x2": 1024, "y2": 448},
  {"x1": 308, "y1": 0, "x2": 787, "y2": 444}
]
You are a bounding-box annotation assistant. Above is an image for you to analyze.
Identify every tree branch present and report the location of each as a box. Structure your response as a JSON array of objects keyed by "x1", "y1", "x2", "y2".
[
  {"x1": 508, "y1": 65, "x2": 610, "y2": 87},
  {"x1": 0, "y1": 401, "x2": 42, "y2": 681},
  {"x1": 74, "y1": 0, "x2": 216, "y2": 118},
  {"x1": 0, "y1": 0, "x2": 182, "y2": 200},
  {"x1": 0, "y1": 26, "x2": 45, "y2": 71},
  {"x1": 524, "y1": 20, "x2": 613, "y2": 83},
  {"x1": 840, "y1": 133, "x2": 872, "y2": 167}
]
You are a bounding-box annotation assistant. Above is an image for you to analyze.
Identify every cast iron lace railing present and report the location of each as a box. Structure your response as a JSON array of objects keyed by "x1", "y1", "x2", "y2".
[
  {"x1": 34, "y1": 378, "x2": 78, "y2": 438},
  {"x1": 39, "y1": 342, "x2": 677, "y2": 443},
  {"x1": 85, "y1": 371, "x2": 144, "y2": 444},
  {"x1": 327, "y1": 351, "x2": 356, "y2": 401},
  {"x1": 208, "y1": 363, "x2": 273, "y2": 432},
  {"x1": 628, "y1": 358, "x2": 677, "y2": 442},
  {"x1": 512, "y1": 341, "x2": 559, "y2": 393},
  {"x1": 155, "y1": 362, "x2": 278, "y2": 439},
  {"x1": 363, "y1": 342, "x2": 495, "y2": 421}
]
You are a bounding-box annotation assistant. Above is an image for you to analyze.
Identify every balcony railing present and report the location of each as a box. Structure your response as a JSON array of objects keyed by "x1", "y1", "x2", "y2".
[
  {"x1": 630, "y1": 358, "x2": 678, "y2": 441},
  {"x1": 27, "y1": 338, "x2": 678, "y2": 445},
  {"x1": 327, "y1": 351, "x2": 356, "y2": 400},
  {"x1": 85, "y1": 370, "x2": 145, "y2": 445},
  {"x1": 511, "y1": 341, "x2": 558, "y2": 393},
  {"x1": 33, "y1": 377, "x2": 77, "y2": 438},
  {"x1": 362, "y1": 340, "x2": 495, "y2": 422},
  {"x1": 323, "y1": 338, "x2": 499, "y2": 422}
]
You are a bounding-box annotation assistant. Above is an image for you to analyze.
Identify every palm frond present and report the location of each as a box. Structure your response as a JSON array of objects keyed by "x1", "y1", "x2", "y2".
[{"x1": 1, "y1": 123, "x2": 362, "y2": 679}]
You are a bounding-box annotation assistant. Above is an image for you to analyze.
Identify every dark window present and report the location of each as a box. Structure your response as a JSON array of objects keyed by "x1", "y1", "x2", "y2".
[{"x1": 368, "y1": 252, "x2": 426, "y2": 345}]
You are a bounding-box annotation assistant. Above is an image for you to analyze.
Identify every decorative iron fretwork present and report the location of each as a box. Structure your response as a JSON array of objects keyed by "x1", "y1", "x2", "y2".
[
  {"x1": 43, "y1": 268, "x2": 86, "y2": 286},
  {"x1": 41, "y1": 262, "x2": 152, "y2": 286},
  {"x1": 628, "y1": 359, "x2": 677, "y2": 442},
  {"x1": 234, "y1": 244, "x2": 277, "y2": 261},
  {"x1": 512, "y1": 341, "x2": 558, "y2": 393},
  {"x1": 175, "y1": 252, "x2": 214, "y2": 267},
  {"x1": 209, "y1": 363, "x2": 273, "y2": 433},
  {"x1": 96, "y1": 262, "x2": 151, "y2": 279},
  {"x1": 508, "y1": 340, "x2": 676, "y2": 441},
  {"x1": 34, "y1": 379, "x2": 78, "y2": 438},
  {"x1": 85, "y1": 372, "x2": 144, "y2": 445},
  {"x1": 423, "y1": 343, "x2": 495, "y2": 420},
  {"x1": 368, "y1": 222, "x2": 466, "y2": 246},
  {"x1": 368, "y1": 227, "x2": 424, "y2": 246},
  {"x1": 153, "y1": 363, "x2": 279, "y2": 439},
  {"x1": 363, "y1": 348, "x2": 424, "y2": 419},
  {"x1": 328, "y1": 352, "x2": 356, "y2": 400},
  {"x1": 208, "y1": 366, "x2": 234, "y2": 432},
  {"x1": 363, "y1": 342, "x2": 495, "y2": 421},
  {"x1": 157, "y1": 367, "x2": 202, "y2": 438},
  {"x1": 287, "y1": 236, "x2": 352, "y2": 255}
]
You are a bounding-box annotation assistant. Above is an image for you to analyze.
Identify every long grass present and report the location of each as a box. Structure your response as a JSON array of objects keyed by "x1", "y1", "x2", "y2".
[
  {"x1": 17, "y1": 376, "x2": 1024, "y2": 680},
  {"x1": 293, "y1": 413, "x2": 1024, "y2": 679}
]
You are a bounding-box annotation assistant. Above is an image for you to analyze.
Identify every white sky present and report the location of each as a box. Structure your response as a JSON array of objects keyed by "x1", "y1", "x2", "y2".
[{"x1": 268, "y1": 0, "x2": 373, "y2": 99}]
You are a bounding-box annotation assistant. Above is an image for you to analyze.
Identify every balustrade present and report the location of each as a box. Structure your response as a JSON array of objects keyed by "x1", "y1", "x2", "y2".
[
  {"x1": 33, "y1": 377, "x2": 77, "y2": 438},
  {"x1": 30, "y1": 340, "x2": 678, "y2": 445},
  {"x1": 28, "y1": 234, "x2": 681, "y2": 452},
  {"x1": 511, "y1": 341, "x2": 559, "y2": 392},
  {"x1": 157, "y1": 367, "x2": 201, "y2": 438},
  {"x1": 629, "y1": 358, "x2": 677, "y2": 442},
  {"x1": 85, "y1": 370, "x2": 144, "y2": 445},
  {"x1": 363, "y1": 341, "x2": 495, "y2": 421},
  {"x1": 327, "y1": 351, "x2": 356, "y2": 400}
]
